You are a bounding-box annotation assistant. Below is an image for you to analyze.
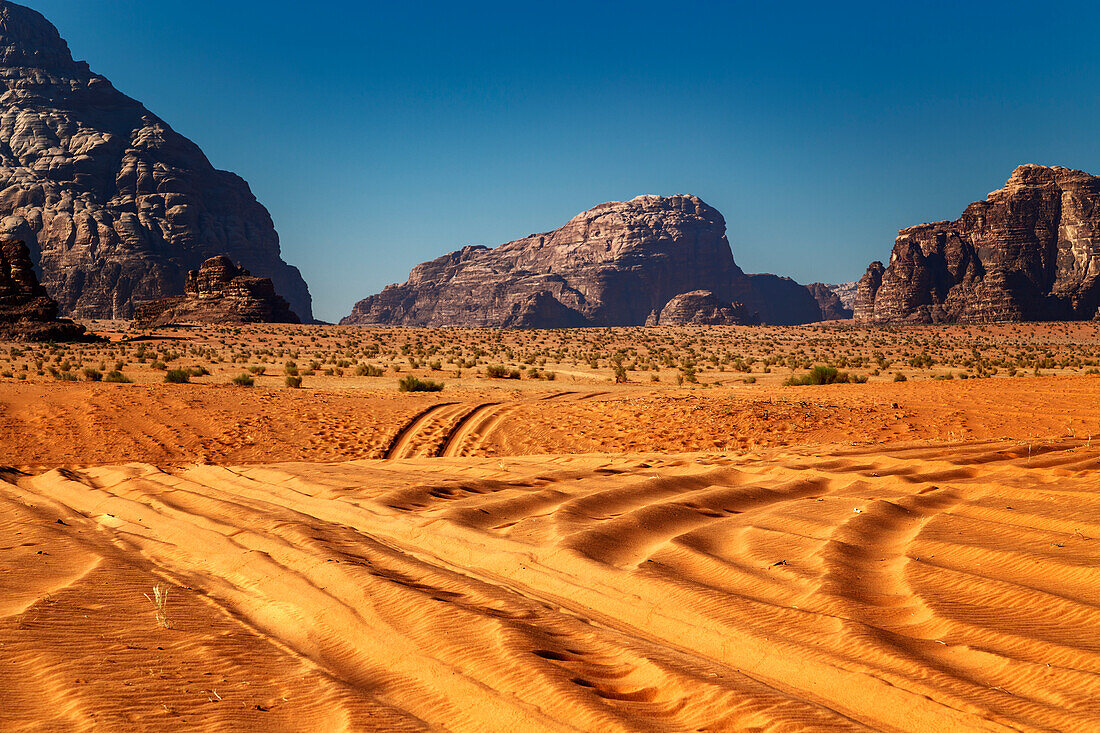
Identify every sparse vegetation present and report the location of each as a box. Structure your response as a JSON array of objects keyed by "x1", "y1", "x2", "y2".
[
  {"x1": 144, "y1": 584, "x2": 171, "y2": 629},
  {"x1": 398, "y1": 375, "x2": 444, "y2": 392}
]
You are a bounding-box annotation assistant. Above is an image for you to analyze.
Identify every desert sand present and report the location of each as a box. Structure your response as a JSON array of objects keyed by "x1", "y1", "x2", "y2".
[{"x1": 3, "y1": 324, "x2": 1100, "y2": 731}]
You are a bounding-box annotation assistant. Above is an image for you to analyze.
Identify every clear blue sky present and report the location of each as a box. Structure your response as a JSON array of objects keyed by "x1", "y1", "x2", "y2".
[{"x1": 27, "y1": 0, "x2": 1100, "y2": 322}]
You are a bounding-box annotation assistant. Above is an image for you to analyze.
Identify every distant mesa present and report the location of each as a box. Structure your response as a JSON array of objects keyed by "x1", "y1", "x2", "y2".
[
  {"x1": 342, "y1": 194, "x2": 825, "y2": 328},
  {"x1": 0, "y1": 238, "x2": 84, "y2": 340},
  {"x1": 132, "y1": 256, "x2": 300, "y2": 328},
  {"x1": 0, "y1": 1, "x2": 313, "y2": 321},
  {"x1": 857, "y1": 164, "x2": 1100, "y2": 323},
  {"x1": 646, "y1": 290, "x2": 755, "y2": 326}
]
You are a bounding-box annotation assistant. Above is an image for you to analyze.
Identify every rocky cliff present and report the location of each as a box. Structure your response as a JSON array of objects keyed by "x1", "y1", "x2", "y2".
[
  {"x1": 342, "y1": 195, "x2": 822, "y2": 327},
  {"x1": 856, "y1": 165, "x2": 1100, "y2": 323},
  {"x1": 0, "y1": 237, "x2": 83, "y2": 339},
  {"x1": 0, "y1": 1, "x2": 312, "y2": 320},
  {"x1": 132, "y1": 256, "x2": 300, "y2": 327},
  {"x1": 806, "y1": 282, "x2": 853, "y2": 321}
]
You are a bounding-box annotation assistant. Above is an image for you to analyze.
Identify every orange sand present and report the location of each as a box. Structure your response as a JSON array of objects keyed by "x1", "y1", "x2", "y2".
[
  {"x1": 3, "y1": 443, "x2": 1099, "y2": 730},
  {"x1": 4, "y1": 331, "x2": 1100, "y2": 730}
]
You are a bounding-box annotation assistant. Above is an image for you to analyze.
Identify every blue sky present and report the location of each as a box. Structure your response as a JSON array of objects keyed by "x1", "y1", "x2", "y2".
[{"x1": 27, "y1": 0, "x2": 1100, "y2": 321}]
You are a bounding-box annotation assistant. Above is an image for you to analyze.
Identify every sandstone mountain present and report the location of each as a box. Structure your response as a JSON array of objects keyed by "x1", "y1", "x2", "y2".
[
  {"x1": 132, "y1": 256, "x2": 300, "y2": 328},
  {"x1": 645, "y1": 289, "x2": 754, "y2": 326},
  {"x1": 806, "y1": 282, "x2": 853, "y2": 321},
  {"x1": 342, "y1": 195, "x2": 822, "y2": 328},
  {"x1": 0, "y1": 237, "x2": 83, "y2": 339},
  {"x1": 856, "y1": 165, "x2": 1100, "y2": 323},
  {"x1": 0, "y1": 1, "x2": 312, "y2": 320}
]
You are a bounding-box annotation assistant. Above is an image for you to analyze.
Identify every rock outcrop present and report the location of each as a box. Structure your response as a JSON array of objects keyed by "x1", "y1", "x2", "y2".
[
  {"x1": 854, "y1": 262, "x2": 884, "y2": 322},
  {"x1": 645, "y1": 290, "x2": 753, "y2": 326},
  {"x1": 343, "y1": 195, "x2": 823, "y2": 327},
  {"x1": 0, "y1": 1, "x2": 312, "y2": 320},
  {"x1": 856, "y1": 165, "x2": 1100, "y2": 323},
  {"x1": 132, "y1": 255, "x2": 300, "y2": 328},
  {"x1": 826, "y1": 281, "x2": 858, "y2": 312},
  {"x1": 0, "y1": 237, "x2": 84, "y2": 339},
  {"x1": 806, "y1": 282, "x2": 853, "y2": 321}
]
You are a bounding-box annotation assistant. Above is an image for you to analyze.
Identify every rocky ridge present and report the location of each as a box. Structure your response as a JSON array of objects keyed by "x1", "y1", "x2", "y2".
[
  {"x1": 132, "y1": 255, "x2": 300, "y2": 328},
  {"x1": 856, "y1": 165, "x2": 1100, "y2": 323},
  {"x1": 343, "y1": 194, "x2": 823, "y2": 328},
  {"x1": 0, "y1": 1, "x2": 312, "y2": 320},
  {"x1": 0, "y1": 237, "x2": 83, "y2": 339},
  {"x1": 645, "y1": 290, "x2": 754, "y2": 326}
]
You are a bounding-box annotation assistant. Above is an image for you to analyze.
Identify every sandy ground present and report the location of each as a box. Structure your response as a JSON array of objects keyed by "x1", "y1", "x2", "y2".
[
  {"x1": 0, "y1": 376, "x2": 1098, "y2": 469},
  {"x1": 3, "y1": 444, "x2": 1099, "y2": 730},
  {"x1": 3, "y1": 324, "x2": 1100, "y2": 730}
]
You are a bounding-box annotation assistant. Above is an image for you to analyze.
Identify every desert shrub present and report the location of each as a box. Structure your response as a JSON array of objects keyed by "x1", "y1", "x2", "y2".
[
  {"x1": 55, "y1": 371, "x2": 78, "y2": 381},
  {"x1": 104, "y1": 371, "x2": 132, "y2": 383},
  {"x1": 784, "y1": 365, "x2": 866, "y2": 386},
  {"x1": 893, "y1": 372, "x2": 907, "y2": 382},
  {"x1": 164, "y1": 369, "x2": 190, "y2": 383},
  {"x1": 485, "y1": 364, "x2": 520, "y2": 379},
  {"x1": 82, "y1": 368, "x2": 103, "y2": 382},
  {"x1": 150, "y1": 361, "x2": 167, "y2": 371},
  {"x1": 248, "y1": 365, "x2": 266, "y2": 375},
  {"x1": 398, "y1": 375, "x2": 444, "y2": 392},
  {"x1": 356, "y1": 364, "x2": 384, "y2": 377},
  {"x1": 285, "y1": 375, "x2": 303, "y2": 389},
  {"x1": 743, "y1": 376, "x2": 757, "y2": 384},
  {"x1": 188, "y1": 365, "x2": 210, "y2": 377},
  {"x1": 233, "y1": 373, "x2": 255, "y2": 387}
]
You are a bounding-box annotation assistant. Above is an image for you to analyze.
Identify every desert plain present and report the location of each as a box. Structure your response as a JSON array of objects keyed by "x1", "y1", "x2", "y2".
[{"x1": 3, "y1": 322, "x2": 1100, "y2": 731}]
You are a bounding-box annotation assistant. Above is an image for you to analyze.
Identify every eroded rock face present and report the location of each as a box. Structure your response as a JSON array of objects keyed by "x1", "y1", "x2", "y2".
[
  {"x1": 646, "y1": 290, "x2": 752, "y2": 326},
  {"x1": 343, "y1": 195, "x2": 822, "y2": 327},
  {"x1": 0, "y1": 2, "x2": 312, "y2": 320},
  {"x1": 132, "y1": 256, "x2": 299, "y2": 327},
  {"x1": 826, "y1": 281, "x2": 858, "y2": 312},
  {"x1": 0, "y1": 237, "x2": 84, "y2": 339},
  {"x1": 806, "y1": 282, "x2": 853, "y2": 321},
  {"x1": 856, "y1": 165, "x2": 1100, "y2": 323}
]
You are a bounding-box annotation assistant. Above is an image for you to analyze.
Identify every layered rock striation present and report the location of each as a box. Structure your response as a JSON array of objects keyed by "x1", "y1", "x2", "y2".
[
  {"x1": 856, "y1": 165, "x2": 1100, "y2": 323},
  {"x1": 132, "y1": 255, "x2": 300, "y2": 328},
  {"x1": 0, "y1": 237, "x2": 84, "y2": 339},
  {"x1": 343, "y1": 195, "x2": 822, "y2": 328},
  {"x1": 0, "y1": 1, "x2": 312, "y2": 320}
]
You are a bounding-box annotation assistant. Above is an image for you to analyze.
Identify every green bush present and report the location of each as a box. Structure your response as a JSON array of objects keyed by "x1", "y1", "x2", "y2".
[
  {"x1": 485, "y1": 365, "x2": 520, "y2": 379},
  {"x1": 83, "y1": 368, "x2": 103, "y2": 382},
  {"x1": 164, "y1": 369, "x2": 190, "y2": 384},
  {"x1": 783, "y1": 365, "x2": 867, "y2": 386},
  {"x1": 233, "y1": 373, "x2": 255, "y2": 387},
  {"x1": 356, "y1": 364, "x2": 383, "y2": 377},
  {"x1": 398, "y1": 375, "x2": 444, "y2": 392},
  {"x1": 285, "y1": 375, "x2": 303, "y2": 389},
  {"x1": 104, "y1": 371, "x2": 132, "y2": 383},
  {"x1": 893, "y1": 372, "x2": 907, "y2": 382}
]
